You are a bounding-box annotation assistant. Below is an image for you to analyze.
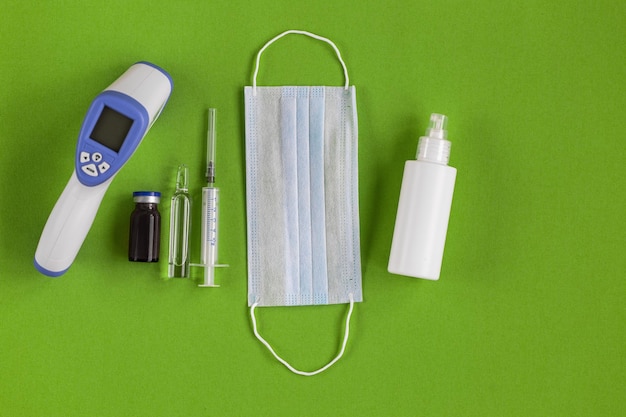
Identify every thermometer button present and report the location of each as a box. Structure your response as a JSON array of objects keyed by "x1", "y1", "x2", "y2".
[
  {"x1": 92, "y1": 152, "x2": 103, "y2": 163},
  {"x1": 81, "y1": 164, "x2": 99, "y2": 177},
  {"x1": 98, "y1": 162, "x2": 111, "y2": 174},
  {"x1": 80, "y1": 152, "x2": 91, "y2": 163}
]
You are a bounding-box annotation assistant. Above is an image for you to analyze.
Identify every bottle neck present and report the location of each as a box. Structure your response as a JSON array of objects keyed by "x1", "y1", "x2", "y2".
[
  {"x1": 135, "y1": 203, "x2": 158, "y2": 210},
  {"x1": 416, "y1": 136, "x2": 452, "y2": 165}
]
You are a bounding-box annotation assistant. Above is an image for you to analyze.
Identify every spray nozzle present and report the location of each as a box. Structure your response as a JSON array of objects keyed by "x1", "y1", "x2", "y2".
[{"x1": 425, "y1": 113, "x2": 448, "y2": 139}]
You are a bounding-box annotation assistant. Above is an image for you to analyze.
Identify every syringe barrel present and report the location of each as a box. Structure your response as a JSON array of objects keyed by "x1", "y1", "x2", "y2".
[{"x1": 201, "y1": 186, "x2": 219, "y2": 267}]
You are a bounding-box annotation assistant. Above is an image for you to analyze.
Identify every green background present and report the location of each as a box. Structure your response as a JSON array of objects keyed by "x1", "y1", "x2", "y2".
[{"x1": 1, "y1": 1, "x2": 625, "y2": 416}]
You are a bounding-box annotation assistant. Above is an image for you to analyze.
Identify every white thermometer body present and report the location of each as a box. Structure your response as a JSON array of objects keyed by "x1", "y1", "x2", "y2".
[{"x1": 34, "y1": 62, "x2": 173, "y2": 277}]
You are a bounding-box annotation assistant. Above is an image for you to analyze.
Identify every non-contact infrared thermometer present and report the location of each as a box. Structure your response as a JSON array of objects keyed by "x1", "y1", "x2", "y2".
[{"x1": 34, "y1": 62, "x2": 173, "y2": 277}]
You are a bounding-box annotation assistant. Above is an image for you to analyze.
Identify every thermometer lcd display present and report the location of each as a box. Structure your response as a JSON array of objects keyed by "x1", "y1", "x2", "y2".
[{"x1": 89, "y1": 106, "x2": 134, "y2": 152}]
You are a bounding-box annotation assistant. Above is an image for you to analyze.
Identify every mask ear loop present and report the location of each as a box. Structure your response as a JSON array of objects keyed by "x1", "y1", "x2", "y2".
[
  {"x1": 251, "y1": 29, "x2": 350, "y2": 96},
  {"x1": 249, "y1": 294, "x2": 355, "y2": 376}
]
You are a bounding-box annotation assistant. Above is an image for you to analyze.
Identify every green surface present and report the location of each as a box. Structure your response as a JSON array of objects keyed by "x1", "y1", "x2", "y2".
[{"x1": 1, "y1": 1, "x2": 625, "y2": 416}]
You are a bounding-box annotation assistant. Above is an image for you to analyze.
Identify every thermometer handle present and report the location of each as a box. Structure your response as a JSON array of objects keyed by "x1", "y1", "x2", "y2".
[{"x1": 34, "y1": 171, "x2": 113, "y2": 276}]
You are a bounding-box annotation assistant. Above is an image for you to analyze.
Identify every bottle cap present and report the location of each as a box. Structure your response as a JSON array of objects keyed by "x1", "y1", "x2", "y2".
[
  {"x1": 133, "y1": 191, "x2": 161, "y2": 204},
  {"x1": 417, "y1": 113, "x2": 452, "y2": 165}
]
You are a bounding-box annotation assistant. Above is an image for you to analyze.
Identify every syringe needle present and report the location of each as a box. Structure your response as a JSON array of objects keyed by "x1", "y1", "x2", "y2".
[{"x1": 206, "y1": 108, "x2": 216, "y2": 185}]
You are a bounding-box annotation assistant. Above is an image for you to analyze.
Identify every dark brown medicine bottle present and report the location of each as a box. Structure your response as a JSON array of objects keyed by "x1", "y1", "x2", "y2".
[{"x1": 129, "y1": 191, "x2": 161, "y2": 262}]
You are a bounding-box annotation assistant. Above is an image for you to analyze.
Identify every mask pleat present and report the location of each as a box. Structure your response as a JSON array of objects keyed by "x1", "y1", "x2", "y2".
[
  {"x1": 280, "y1": 89, "x2": 301, "y2": 305},
  {"x1": 309, "y1": 87, "x2": 329, "y2": 304}
]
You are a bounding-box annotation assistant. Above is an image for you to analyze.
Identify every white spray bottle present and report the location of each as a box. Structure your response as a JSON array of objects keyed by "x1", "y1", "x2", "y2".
[{"x1": 388, "y1": 113, "x2": 457, "y2": 280}]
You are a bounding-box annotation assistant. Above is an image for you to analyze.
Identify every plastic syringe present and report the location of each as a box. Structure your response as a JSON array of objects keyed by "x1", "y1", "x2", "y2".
[{"x1": 192, "y1": 108, "x2": 227, "y2": 286}]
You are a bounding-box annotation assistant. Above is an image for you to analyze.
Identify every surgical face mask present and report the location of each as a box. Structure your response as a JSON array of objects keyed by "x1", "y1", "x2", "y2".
[{"x1": 244, "y1": 30, "x2": 363, "y2": 375}]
